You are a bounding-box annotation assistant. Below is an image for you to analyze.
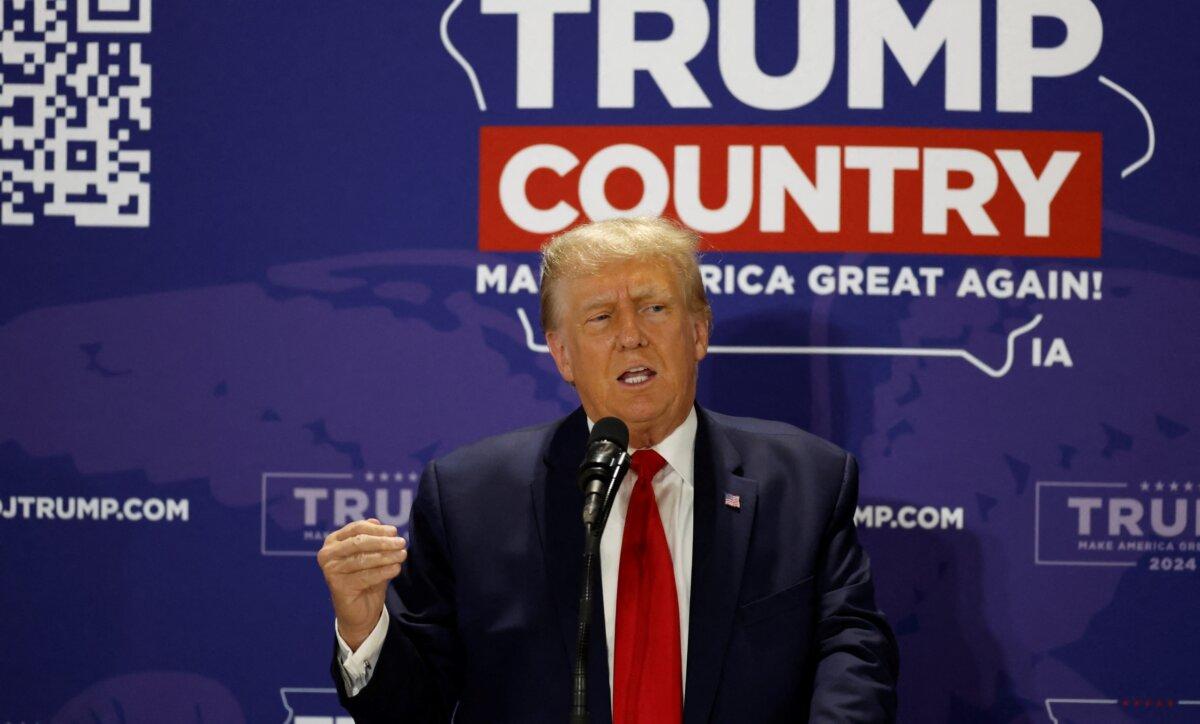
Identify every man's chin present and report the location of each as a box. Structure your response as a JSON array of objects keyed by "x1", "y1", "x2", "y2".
[
  {"x1": 580, "y1": 388, "x2": 680, "y2": 427},
  {"x1": 608, "y1": 400, "x2": 678, "y2": 431},
  {"x1": 607, "y1": 394, "x2": 662, "y2": 418}
]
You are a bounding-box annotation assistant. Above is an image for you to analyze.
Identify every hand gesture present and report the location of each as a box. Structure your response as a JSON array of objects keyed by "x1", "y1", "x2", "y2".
[{"x1": 318, "y1": 518, "x2": 407, "y2": 650}]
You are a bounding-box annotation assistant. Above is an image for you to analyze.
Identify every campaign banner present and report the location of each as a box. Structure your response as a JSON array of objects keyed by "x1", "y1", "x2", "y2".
[
  {"x1": 480, "y1": 124, "x2": 1102, "y2": 256},
  {"x1": 1, "y1": 1, "x2": 1198, "y2": 721}
]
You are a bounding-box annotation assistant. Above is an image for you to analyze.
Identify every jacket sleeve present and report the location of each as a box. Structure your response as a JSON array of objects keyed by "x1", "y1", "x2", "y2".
[
  {"x1": 330, "y1": 459, "x2": 463, "y2": 722},
  {"x1": 808, "y1": 452, "x2": 899, "y2": 722}
]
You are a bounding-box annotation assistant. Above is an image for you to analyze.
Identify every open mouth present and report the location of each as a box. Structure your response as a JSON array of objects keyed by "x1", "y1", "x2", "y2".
[{"x1": 617, "y1": 365, "x2": 657, "y2": 387}]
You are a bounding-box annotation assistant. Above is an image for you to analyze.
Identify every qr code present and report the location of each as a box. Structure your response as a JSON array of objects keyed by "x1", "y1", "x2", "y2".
[{"x1": 0, "y1": 0, "x2": 150, "y2": 227}]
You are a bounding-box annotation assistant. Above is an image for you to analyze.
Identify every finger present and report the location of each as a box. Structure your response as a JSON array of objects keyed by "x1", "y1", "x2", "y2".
[
  {"x1": 330, "y1": 519, "x2": 398, "y2": 542},
  {"x1": 355, "y1": 563, "x2": 402, "y2": 588},
  {"x1": 325, "y1": 533, "x2": 406, "y2": 563},
  {"x1": 334, "y1": 548, "x2": 408, "y2": 575}
]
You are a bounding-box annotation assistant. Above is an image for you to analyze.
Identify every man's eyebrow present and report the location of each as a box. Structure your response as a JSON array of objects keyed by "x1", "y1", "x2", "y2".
[
  {"x1": 578, "y1": 292, "x2": 616, "y2": 312},
  {"x1": 630, "y1": 284, "x2": 670, "y2": 301},
  {"x1": 576, "y1": 284, "x2": 671, "y2": 311}
]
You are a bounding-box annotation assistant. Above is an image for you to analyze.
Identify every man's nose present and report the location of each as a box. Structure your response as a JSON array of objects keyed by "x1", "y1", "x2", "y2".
[{"x1": 615, "y1": 310, "x2": 647, "y2": 349}]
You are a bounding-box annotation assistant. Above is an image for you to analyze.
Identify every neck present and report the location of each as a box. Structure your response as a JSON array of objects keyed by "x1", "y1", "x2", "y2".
[
  {"x1": 626, "y1": 409, "x2": 689, "y2": 450},
  {"x1": 627, "y1": 427, "x2": 663, "y2": 450}
]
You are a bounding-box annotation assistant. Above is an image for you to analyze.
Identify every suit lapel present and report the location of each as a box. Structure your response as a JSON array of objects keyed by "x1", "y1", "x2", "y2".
[
  {"x1": 684, "y1": 407, "x2": 758, "y2": 724},
  {"x1": 531, "y1": 408, "x2": 613, "y2": 724}
]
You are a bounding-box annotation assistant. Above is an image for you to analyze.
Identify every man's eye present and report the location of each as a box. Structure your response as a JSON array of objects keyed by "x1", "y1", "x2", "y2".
[
  {"x1": 645, "y1": 304, "x2": 666, "y2": 313},
  {"x1": 588, "y1": 313, "x2": 610, "y2": 323}
]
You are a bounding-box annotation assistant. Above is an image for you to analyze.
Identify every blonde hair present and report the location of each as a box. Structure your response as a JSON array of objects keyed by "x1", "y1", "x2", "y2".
[{"x1": 539, "y1": 216, "x2": 712, "y2": 332}]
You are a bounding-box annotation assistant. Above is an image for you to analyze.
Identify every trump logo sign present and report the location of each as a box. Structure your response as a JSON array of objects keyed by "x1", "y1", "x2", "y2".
[
  {"x1": 1035, "y1": 481, "x2": 1200, "y2": 569},
  {"x1": 261, "y1": 471, "x2": 415, "y2": 556},
  {"x1": 279, "y1": 687, "x2": 349, "y2": 723}
]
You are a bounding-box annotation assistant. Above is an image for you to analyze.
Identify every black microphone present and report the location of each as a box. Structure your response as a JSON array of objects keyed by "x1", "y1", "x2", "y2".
[
  {"x1": 570, "y1": 416, "x2": 630, "y2": 724},
  {"x1": 577, "y1": 417, "x2": 630, "y2": 530}
]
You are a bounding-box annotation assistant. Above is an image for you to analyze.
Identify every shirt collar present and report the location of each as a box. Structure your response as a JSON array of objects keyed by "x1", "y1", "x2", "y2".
[{"x1": 585, "y1": 406, "x2": 697, "y2": 487}]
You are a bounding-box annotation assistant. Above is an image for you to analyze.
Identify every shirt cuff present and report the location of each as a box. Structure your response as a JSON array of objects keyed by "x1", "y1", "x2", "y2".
[{"x1": 335, "y1": 608, "x2": 389, "y2": 697}]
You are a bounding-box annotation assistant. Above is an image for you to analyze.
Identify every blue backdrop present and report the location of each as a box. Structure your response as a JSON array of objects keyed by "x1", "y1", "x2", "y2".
[{"x1": 2, "y1": 1, "x2": 1198, "y2": 721}]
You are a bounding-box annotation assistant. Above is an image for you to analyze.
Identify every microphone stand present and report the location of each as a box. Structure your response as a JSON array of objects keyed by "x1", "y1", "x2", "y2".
[{"x1": 570, "y1": 455, "x2": 627, "y2": 724}]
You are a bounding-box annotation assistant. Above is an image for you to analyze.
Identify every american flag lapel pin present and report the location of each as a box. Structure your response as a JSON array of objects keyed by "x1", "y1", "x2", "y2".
[{"x1": 724, "y1": 492, "x2": 741, "y2": 510}]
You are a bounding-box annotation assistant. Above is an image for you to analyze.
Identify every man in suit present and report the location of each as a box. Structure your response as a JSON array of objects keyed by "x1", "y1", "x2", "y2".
[{"x1": 318, "y1": 217, "x2": 898, "y2": 722}]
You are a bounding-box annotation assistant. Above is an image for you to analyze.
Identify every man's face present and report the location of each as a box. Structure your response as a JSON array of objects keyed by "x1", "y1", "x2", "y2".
[{"x1": 545, "y1": 257, "x2": 709, "y2": 443}]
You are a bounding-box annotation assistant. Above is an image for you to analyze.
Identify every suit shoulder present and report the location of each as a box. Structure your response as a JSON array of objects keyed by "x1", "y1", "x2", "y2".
[
  {"x1": 706, "y1": 410, "x2": 848, "y2": 467},
  {"x1": 431, "y1": 417, "x2": 561, "y2": 481}
]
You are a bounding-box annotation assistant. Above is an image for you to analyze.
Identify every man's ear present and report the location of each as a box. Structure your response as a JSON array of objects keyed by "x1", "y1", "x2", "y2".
[
  {"x1": 691, "y1": 313, "x2": 710, "y2": 363},
  {"x1": 545, "y1": 329, "x2": 575, "y2": 383}
]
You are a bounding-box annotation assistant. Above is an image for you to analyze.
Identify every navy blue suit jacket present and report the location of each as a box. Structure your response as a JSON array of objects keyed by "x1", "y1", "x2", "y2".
[{"x1": 332, "y1": 406, "x2": 898, "y2": 722}]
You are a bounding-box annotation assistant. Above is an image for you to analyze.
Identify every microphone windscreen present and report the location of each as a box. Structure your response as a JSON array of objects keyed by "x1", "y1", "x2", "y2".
[{"x1": 589, "y1": 417, "x2": 629, "y2": 451}]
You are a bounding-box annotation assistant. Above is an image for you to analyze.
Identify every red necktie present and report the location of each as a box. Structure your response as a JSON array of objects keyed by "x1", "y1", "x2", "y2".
[{"x1": 613, "y1": 449, "x2": 682, "y2": 724}]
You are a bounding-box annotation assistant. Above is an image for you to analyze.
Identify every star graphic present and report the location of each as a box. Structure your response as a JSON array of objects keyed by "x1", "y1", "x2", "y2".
[
  {"x1": 380, "y1": 472, "x2": 390, "y2": 482},
  {"x1": 408, "y1": 472, "x2": 419, "y2": 483},
  {"x1": 1141, "y1": 481, "x2": 1151, "y2": 492},
  {"x1": 365, "y1": 471, "x2": 375, "y2": 482},
  {"x1": 394, "y1": 471, "x2": 403, "y2": 482},
  {"x1": 1155, "y1": 481, "x2": 1165, "y2": 491},
  {"x1": 1170, "y1": 481, "x2": 1180, "y2": 492},
  {"x1": 1187, "y1": 481, "x2": 1195, "y2": 492}
]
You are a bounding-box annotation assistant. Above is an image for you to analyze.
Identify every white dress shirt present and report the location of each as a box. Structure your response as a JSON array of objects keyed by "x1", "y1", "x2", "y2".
[{"x1": 336, "y1": 408, "x2": 698, "y2": 703}]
